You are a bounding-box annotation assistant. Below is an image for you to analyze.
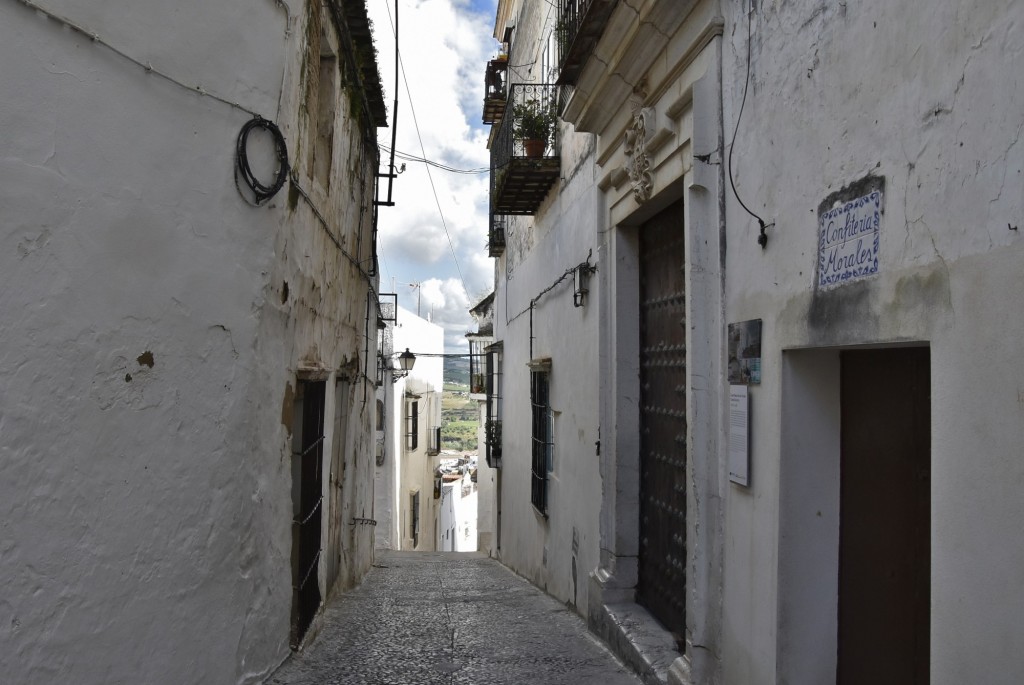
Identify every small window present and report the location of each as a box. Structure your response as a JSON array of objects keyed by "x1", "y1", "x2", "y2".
[
  {"x1": 406, "y1": 400, "x2": 419, "y2": 451},
  {"x1": 485, "y1": 346, "x2": 504, "y2": 468},
  {"x1": 427, "y1": 426, "x2": 441, "y2": 456},
  {"x1": 410, "y1": 491, "x2": 420, "y2": 548},
  {"x1": 530, "y1": 363, "x2": 552, "y2": 515},
  {"x1": 469, "y1": 339, "x2": 487, "y2": 394},
  {"x1": 376, "y1": 399, "x2": 385, "y2": 431}
]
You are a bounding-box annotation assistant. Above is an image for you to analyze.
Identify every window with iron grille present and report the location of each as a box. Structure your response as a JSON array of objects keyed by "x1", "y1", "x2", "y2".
[
  {"x1": 485, "y1": 346, "x2": 504, "y2": 468},
  {"x1": 469, "y1": 338, "x2": 487, "y2": 394},
  {"x1": 530, "y1": 365, "x2": 552, "y2": 515},
  {"x1": 410, "y1": 491, "x2": 420, "y2": 548},
  {"x1": 406, "y1": 400, "x2": 419, "y2": 451}
]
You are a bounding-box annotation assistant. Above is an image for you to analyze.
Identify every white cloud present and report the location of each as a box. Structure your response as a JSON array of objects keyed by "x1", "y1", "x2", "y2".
[
  {"x1": 420, "y1": 277, "x2": 474, "y2": 349},
  {"x1": 369, "y1": 0, "x2": 499, "y2": 352}
]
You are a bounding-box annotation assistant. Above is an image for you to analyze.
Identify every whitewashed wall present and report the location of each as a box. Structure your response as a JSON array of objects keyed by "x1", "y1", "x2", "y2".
[
  {"x1": 389, "y1": 306, "x2": 444, "y2": 550},
  {"x1": 491, "y1": 1, "x2": 604, "y2": 610},
  {"x1": 722, "y1": 1, "x2": 1024, "y2": 683},
  {"x1": 0, "y1": 1, "x2": 383, "y2": 682},
  {"x1": 475, "y1": 397, "x2": 498, "y2": 555}
]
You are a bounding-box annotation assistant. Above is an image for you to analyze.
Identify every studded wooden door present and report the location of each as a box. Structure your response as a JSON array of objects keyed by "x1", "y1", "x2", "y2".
[{"x1": 636, "y1": 199, "x2": 687, "y2": 637}]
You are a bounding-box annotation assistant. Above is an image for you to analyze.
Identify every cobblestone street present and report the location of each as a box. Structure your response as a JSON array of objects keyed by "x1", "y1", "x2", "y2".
[{"x1": 268, "y1": 551, "x2": 641, "y2": 685}]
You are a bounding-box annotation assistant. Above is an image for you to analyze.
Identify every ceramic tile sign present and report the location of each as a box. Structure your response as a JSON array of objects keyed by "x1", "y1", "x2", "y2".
[
  {"x1": 728, "y1": 319, "x2": 762, "y2": 385},
  {"x1": 817, "y1": 176, "x2": 885, "y2": 290}
]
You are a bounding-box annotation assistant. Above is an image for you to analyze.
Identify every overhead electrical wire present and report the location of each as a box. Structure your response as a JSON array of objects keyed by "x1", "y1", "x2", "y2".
[
  {"x1": 379, "y1": 145, "x2": 490, "y2": 175},
  {"x1": 384, "y1": 1, "x2": 471, "y2": 301}
]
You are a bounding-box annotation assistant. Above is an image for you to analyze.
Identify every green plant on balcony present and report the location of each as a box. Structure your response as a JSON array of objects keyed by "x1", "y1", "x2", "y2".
[
  {"x1": 513, "y1": 99, "x2": 556, "y2": 157},
  {"x1": 485, "y1": 419, "x2": 502, "y2": 452}
]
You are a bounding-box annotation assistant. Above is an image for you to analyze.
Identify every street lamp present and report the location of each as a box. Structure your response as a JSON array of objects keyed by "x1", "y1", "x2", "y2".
[{"x1": 392, "y1": 348, "x2": 417, "y2": 382}]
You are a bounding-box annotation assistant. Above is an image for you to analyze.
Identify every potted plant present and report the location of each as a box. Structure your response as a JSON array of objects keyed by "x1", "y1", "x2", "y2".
[{"x1": 513, "y1": 98, "x2": 555, "y2": 158}]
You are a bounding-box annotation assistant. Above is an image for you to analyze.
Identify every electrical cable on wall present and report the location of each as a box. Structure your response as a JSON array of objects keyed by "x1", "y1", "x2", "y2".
[
  {"x1": 290, "y1": 176, "x2": 380, "y2": 302},
  {"x1": 11, "y1": 0, "x2": 261, "y2": 118},
  {"x1": 502, "y1": 251, "x2": 596, "y2": 359},
  {"x1": 727, "y1": 0, "x2": 774, "y2": 249},
  {"x1": 235, "y1": 117, "x2": 289, "y2": 205}
]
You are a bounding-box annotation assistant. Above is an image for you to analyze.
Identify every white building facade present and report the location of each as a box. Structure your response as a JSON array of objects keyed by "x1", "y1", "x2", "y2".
[
  {"x1": 467, "y1": 293, "x2": 499, "y2": 556},
  {"x1": 481, "y1": 0, "x2": 1024, "y2": 683},
  {"x1": 374, "y1": 305, "x2": 445, "y2": 551},
  {"x1": 721, "y1": 1, "x2": 1024, "y2": 683},
  {"x1": 439, "y1": 471, "x2": 479, "y2": 552},
  {"x1": 1, "y1": 1, "x2": 389, "y2": 682}
]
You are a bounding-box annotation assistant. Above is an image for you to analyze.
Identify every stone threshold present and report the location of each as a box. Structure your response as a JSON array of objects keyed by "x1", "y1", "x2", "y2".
[{"x1": 589, "y1": 600, "x2": 692, "y2": 685}]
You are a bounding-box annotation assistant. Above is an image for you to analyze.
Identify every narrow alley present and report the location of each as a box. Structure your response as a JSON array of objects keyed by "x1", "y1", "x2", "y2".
[{"x1": 268, "y1": 552, "x2": 641, "y2": 685}]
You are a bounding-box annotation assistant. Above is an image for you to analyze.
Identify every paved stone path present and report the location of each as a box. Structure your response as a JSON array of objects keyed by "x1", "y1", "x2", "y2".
[{"x1": 268, "y1": 551, "x2": 642, "y2": 685}]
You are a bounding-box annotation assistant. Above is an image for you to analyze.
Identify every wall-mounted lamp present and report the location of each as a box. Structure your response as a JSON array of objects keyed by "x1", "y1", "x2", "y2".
[
  {"x1": 392, "y1": 348, "x2": 417, "y2": 382},
  {"x1": 573, "y1": 262, "x2": 597, "y2": 308}
]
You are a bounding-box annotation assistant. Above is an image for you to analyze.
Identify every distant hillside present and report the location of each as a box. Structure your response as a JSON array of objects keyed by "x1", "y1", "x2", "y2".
[{"x1": 444, "y1": 356, "x2": 471, "y2": 386}]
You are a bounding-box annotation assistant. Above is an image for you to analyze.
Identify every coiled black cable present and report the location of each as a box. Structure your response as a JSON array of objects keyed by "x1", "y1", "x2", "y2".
[{"x1": 235, "y1": 116, "x2": 289, "y2": 205}]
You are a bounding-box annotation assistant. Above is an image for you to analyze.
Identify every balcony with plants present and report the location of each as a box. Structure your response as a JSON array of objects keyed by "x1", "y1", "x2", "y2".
[
  {"x1": 555, "y1": 0, "x2": 617, "y2": 85},
  {"x1": 482, "y1": 54, "x2": 509, "y2": 124},
  {"x1": 490, "y1": 83, "x2": 560, "y2": 216}
]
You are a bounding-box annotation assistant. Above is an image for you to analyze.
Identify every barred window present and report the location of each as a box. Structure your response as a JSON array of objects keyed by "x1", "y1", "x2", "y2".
[
  {"x1": 469, "y1": 338, "x2": 487, "y2": 394},
  {"x1": 410, "y1": 491, "x2": 420, "y2": 548},
  {"x1": 406, "y1": 400, "x2": 419, "y2": 451},
  {"x1": 485, "y1": 345, "x2": 504, "y2": 468},
  {"x1": 530, "y1": 365, "x2": 552, "y2": 515}
]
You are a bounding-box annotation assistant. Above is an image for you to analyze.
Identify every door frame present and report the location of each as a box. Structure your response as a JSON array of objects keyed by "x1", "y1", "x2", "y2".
[{"x1": 777, "y1": 343, "x2": 931, "y2": 683}]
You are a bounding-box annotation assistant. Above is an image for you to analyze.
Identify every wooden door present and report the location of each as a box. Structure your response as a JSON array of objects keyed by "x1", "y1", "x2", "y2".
[
  {"x1": 636, "y1": 199, "x2": 688, "y2": 638},
  {"x1": 839, "y1": 348, "x2": 930, "y2": 683}
]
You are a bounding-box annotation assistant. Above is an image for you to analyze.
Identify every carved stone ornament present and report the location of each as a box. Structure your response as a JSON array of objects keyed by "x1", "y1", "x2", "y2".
[{"x1": 623, "y1": 83, "x2": 653, "y2": 204}]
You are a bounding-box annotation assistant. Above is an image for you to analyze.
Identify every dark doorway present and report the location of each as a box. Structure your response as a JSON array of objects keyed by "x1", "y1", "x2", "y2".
[
  {"x1": 291, "y1": 379, "x2": 326, "y2": 648},
  {"x1": 636, "y1": 199, "x2": 687, "y2": 638},
  {"x1": 839, "y1": 348, "x2": 930, "y2": 684}
]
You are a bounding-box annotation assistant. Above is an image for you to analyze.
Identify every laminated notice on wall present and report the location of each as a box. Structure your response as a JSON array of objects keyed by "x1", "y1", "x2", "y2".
[{"x1": 729, "y1": 385, "x2": 750, "y2": 487}]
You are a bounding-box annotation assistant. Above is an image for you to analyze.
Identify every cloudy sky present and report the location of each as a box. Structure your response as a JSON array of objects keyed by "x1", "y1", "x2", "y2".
[{"x1": 367, "y1": 0, "x2": 500, "y2": 350}]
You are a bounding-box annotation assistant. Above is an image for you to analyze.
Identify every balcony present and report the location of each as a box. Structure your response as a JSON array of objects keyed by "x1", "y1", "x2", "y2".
[
  {"x1": 491, "y1": 83, "x2": 561, "y2": 216},
  {"x1": 556, "y1": 0, "x2": 617, "y2": 85},
  {"x1": 482, "y1": 58, "x2": 508, "y2": 125},
  {"x1": 488, "y1": 214, "x2": 506, "y2": 257}
]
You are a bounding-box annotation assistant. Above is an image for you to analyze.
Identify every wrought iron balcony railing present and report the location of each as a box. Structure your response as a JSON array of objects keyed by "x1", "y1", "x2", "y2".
[
  {"x1": 482, "y1": 58, "x2": 509, "y2": 124},
  {"x1": 490, "y1": 83, "x2": 561, "y2": 216},
  {"x1": 556, "y1": 0, "x2": 617, "y2": 85},
  {"x1": 488, "y1": 214, "x2": 506, "y2": 257}
]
